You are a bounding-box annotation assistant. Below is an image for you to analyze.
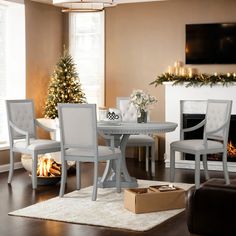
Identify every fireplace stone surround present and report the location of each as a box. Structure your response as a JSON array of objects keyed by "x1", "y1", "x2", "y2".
[{"x1": 164, "y1": 82, "x2": 236, "y2": 172}]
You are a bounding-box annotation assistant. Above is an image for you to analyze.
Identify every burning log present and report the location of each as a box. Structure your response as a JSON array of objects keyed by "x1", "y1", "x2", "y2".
[
  {"x1": 227, "y1": 141, "x2": 236, "y2": 158},
  {"x1": 49, "y1": 164, "x2": 61, "y2": 176},
  {"x1": 37, "y1": 156, "x2": 61, "y2": 177},
  {"x1": 52, "y1": 162, "x2": 61, "y2": 171}
]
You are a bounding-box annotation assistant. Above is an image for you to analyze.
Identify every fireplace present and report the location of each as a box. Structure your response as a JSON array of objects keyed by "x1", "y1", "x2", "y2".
[
  {"x1": 165, "y1": 83, "x2": 236, "y2": 171},
  {"x1": 183, "y1": 114, "x2": 236, "y2": 162}
]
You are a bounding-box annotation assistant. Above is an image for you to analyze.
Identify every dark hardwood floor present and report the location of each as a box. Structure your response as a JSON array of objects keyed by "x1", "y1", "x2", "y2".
[{"x1": 1, "y1": 158, "x2": 235, "y2": 236}]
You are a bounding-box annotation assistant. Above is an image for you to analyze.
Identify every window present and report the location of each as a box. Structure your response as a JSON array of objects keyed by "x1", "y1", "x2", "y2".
[
  {"x1": 0, "y1": 0, "x2": 25, "y2": 144},
  {"x1": 69, "y1": 12, "x2": 104, "y2": 107}
]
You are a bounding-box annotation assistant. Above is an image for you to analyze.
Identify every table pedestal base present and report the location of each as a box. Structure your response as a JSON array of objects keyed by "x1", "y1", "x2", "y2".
[{"x1": 98, "y1": 176, "x2": 138, "y2": 188}]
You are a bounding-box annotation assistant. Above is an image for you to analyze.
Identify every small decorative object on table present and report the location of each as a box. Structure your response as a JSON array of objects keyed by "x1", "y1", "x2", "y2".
[
  {"x1": 138, "y1": 110, "x2": 148, "y2": 123},
  {"x1": 106, "y1": 108, "x2": 121, "y2": 121},
  {"x1": 129, "y1": 89, "x2": 158, "y2": 123}
]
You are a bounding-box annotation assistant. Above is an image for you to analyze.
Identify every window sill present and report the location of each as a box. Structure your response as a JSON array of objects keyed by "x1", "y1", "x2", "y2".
[{"x1": 0, "y1": 142, "x2": 9, "y2": 150}]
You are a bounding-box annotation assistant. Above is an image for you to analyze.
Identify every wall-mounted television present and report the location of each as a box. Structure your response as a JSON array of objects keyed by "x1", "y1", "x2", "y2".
[{"x1": 185, "y1": 23, "x2": 236, "y2": 64}]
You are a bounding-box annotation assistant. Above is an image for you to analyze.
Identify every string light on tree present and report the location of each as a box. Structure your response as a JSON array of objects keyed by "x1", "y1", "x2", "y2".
[{"x1": 44, "y1": 48, "x2": 86, "y2": 118}]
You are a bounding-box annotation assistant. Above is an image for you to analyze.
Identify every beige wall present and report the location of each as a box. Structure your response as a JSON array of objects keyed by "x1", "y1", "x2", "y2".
[
  {"x1": 105, "y1": 0, "x2": 236, "y2": 160},
  {"x1": 0, "y1": 1, "x2": 63, "y2": 165},
  {"x1": 25, "y1": 0, "x2": 63, "y2": 118}
]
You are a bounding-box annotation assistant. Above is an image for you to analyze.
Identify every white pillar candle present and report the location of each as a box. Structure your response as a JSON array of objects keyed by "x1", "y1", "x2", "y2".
[
  {"x1": 168, "y1": 66, "x2": 175, "y2": 74},
  {"x1": 188, "y1": 68, "x2": 193, "y2": 78},
  {"x1": 180, "y1": 67, "x2": 187, "y2": 76},
  {"x1": 174, "y1": 60, "x2": 183, "y2": 68}
]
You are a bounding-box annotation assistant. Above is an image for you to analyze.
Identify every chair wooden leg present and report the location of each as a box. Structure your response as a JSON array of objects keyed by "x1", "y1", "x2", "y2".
[
  {"x1": 76, "y1": 161, "x2": 81, "y2": 190},
  {"x1": 151, "y1": 143, "x2": 155, "y2": 176},
  {"x1": 145, "y1": 146, "x2": 149, "y2": 172},
  {"x1": 59, "y1": 160, "x2": 67, "y2": 197},
  {"x1": 92, "y1": 162, "x2": 98, "y2": 201},
  {"x1": 170, "y1": 147, "x2": 175, "y2": 182},
  {"x1": 8, "y1": 150, "x2": 14, "y2": 184},
  {"x1": 222, "y1": 151, "x2": 230, "y2": 185},
  {"x1": 31, "y1": 154, "x2": 38, "y2": 189},
  {"x1": 116, "y1": 158, "x2": 121, "y2": 193},
  {"x1": 195, "y1": 154, "x2": 201, "y2": 189},
  {"x1": 202, "y1": 154, "x2": 210, "y2": 180}
]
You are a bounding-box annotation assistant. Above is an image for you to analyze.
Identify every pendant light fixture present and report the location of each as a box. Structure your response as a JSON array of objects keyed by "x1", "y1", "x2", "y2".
[{"x1": 53, "y1": 0, "x2": 116, "y2": 12}]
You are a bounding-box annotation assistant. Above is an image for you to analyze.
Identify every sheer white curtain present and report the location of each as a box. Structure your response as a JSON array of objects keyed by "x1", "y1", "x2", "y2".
[
  {"x1": 69, "y1": 12, "x2": 104, "y2": 107},
  {"x1": 0, "y1": 0, "x2": 25, "y2": 144}
]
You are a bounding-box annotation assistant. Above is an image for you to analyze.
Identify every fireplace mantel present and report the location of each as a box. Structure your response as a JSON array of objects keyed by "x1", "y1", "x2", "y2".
[{"x1": 165, "y1": 82, "x2": 236, "y2": 172}]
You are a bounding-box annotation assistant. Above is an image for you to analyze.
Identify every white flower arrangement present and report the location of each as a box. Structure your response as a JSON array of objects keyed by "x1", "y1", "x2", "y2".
[{"x1": 129, "y1": 89, "x2": 158, "y2": 117}]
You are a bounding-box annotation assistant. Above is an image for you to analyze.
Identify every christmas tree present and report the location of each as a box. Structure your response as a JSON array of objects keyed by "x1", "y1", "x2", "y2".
[{"x1": 44, "y1": 49, "x2": 86, "y2": 118}]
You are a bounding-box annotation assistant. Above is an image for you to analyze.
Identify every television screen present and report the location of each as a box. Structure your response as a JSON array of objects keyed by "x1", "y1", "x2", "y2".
[{"x1": 185, "y1": 23, "x2": 236, "y2": 64}]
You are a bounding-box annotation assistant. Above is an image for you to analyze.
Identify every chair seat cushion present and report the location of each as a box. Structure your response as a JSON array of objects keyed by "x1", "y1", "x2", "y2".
[
  {"x1": 14, "y1": 139, "x2": 60, "y2": 151},
  {"x1": 127, "y1": 134, "x2": 154, "y2": 145},
  {"x1": 171, "y1": 139, "x2": 223, "y2": 152},
  {"x1": 65, "y1": 146, "x2": 121, "y2": 157}
]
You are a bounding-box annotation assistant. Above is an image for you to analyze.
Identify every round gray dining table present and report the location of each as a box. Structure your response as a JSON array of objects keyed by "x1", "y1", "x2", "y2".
[{"x1": 97, "y1": 121, "x2": 178, "y2": 188}]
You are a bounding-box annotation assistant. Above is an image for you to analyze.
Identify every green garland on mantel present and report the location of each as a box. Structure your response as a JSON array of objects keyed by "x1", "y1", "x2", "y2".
[{"x1": 150, "y1": 73, "x2": 236, "y2": 88}]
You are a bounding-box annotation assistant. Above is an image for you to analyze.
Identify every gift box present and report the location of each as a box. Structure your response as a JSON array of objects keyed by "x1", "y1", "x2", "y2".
[{"x1": 124, "y1": 185, "x2": 186, "y2": 214}]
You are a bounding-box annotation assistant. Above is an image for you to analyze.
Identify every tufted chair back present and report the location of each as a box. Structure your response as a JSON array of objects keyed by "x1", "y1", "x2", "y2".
[
  {"x1": 171, "y1": 99, "x2": 232, "y2": 189},
  {"x1": 116, "y1": 96, "x2": 156, "y2": 176},
  {"x1": 205, "y1": 100, "x2": 232, "y2": 143},
  {"x1": 116, "y1": 97, "x2": 137, "y2": 122},
  {"x1": 6, "y1": 100, "x2": 36, "y2": 140}
]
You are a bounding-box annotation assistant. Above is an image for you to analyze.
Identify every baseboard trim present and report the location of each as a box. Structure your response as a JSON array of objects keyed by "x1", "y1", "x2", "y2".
[
  {"x1": 165, "y1": 159, "x2": 236, "y2": 172},
  {"x1": 0, "y1": 162, "x2": 23, "y2": 173}
]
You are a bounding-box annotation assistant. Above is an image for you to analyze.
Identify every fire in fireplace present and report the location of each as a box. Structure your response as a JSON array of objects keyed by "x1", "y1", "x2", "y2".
[
  {"x1": 183, "y1": 114, "x2": 236, "y2": 162},
  {"x1": 227, "y1": 141, "x2": 236, "y2": 158},
  {"x1": 37, "y1": 155, "x2": 61, "y2": 177}
]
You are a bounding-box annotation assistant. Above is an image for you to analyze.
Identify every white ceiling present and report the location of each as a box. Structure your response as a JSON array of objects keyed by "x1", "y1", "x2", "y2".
[{"x1": 32, "y1": 0, "x2": 167, "y2": 7}]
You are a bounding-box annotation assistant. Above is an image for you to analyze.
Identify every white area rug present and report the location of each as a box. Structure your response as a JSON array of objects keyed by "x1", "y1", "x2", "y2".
[{"x1": 9, "y1": 180, "x2": 193, "y2": 231}]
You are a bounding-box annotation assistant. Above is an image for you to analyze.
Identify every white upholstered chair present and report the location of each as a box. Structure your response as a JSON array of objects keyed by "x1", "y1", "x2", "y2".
[
  {"x1": 58, "y1": 103, "x2": 121, "y2": 201},
  {"x1": 117, "y1": 97, "x2": 156, "y2": 176},
  {"x1": 6, "y1": 99, "x2": 61, "y2": 189},
  {"x1": 170, "y1": 99, "x2": 232, "y2": 188}
]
